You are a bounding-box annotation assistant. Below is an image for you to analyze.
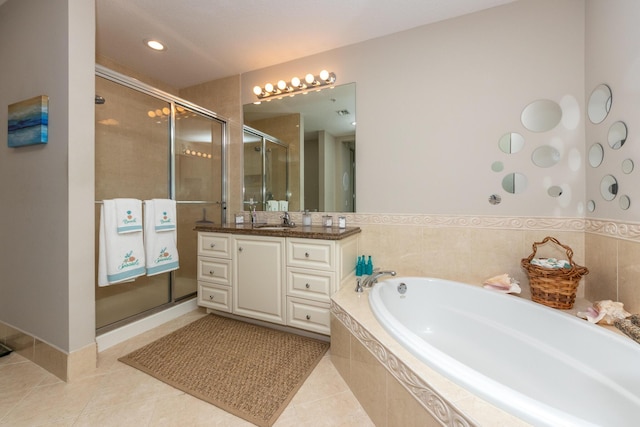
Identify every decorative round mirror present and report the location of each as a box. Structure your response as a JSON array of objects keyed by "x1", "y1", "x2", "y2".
[
  {"x1": 498, "y1": 132, "x2": 525, "y2": 154},
  {"x1": 607, "y1": 121, "x2": 627, "y2": 149},
  {"x1": 588, "y1": 143, "x2": 604, "y2": 167},
  {"x1": 587, "y1": 200, "x2": 596, "y2": 212},
  {"x1": 491, "y1": 161, "x2": 504, "y2": 172},
  {"x1": 600, "y1": 175, "x2": 618, "y2": 201},
  {"x1": 521, "y1": 100, "x2": 562, "y2": 132},
  {"x1": 587, "y1": 84, "x2": 612, "y2": 124},
  {"x1": 532, "y1": 145, "x2": 561, "y2": 168},
  {"x1": 502, "y1": 172, "x2": 527, "y2": 194},
  {"x1": 547, "y1": 186, "x2": 563, "y2": 197},
  {"x1": 620, "y1": 195, "x2": 631, "y2": 210},
  {"x1": 622, "y1": 159, "x2": 634, "y2": 174}
]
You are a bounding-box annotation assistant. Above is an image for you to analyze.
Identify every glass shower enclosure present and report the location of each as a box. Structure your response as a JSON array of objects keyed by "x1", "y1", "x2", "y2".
[
  {"x1": 243, "y1": 126, "x2": 289, "y2": 211},
  {"x1": 95, "y1": 66, "x2": 226, "y2": 332}
]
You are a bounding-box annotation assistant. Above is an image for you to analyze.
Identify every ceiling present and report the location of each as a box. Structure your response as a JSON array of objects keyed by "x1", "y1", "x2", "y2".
[{"x1": 96, "y1": 0, "x2": 517, "y2": 89}]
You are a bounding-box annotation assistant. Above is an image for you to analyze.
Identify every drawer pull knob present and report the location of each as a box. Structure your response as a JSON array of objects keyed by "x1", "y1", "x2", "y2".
[
  {"x1": 239, "y1": 247, "x2": 243, "y2": 252},
  {"x1": 305, "y1": 252, "x2": 310, "y2": 258},
  {"x1": 210, "y1": 243, "x2": 216, "y2": 248},
  {"x1": 305, "y1": 283, "x2": 310, "y2": 289},
  {"x1": 209, "y1": 295, "x2": 214, "y2": 300},
  {"x1": 209, "y1": 270, "x2": 214, "y2": 275},
  {"x1": 306, "y1": 315, "x2": 311, "y2": 320}
]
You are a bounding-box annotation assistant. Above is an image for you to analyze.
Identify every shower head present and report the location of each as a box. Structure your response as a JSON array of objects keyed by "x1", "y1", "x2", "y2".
[{"x1": 95, "y1": 95, "x2": 105, "y2": 105}]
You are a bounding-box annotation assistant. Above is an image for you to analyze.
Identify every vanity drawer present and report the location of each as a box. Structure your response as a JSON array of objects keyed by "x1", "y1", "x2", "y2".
[
  {"x1": 287, "y1": 267, "x2": 333, "y2": 302},
  {"x1": 198, "y1": 282, "x2": 231, "y2": 313},
  {"x1": 286, "y1": 297, "x2": 330, "y2": 335},
  {"x1": 198, "y1": 233, "x2": 231, "y2": 258},
  {"x1": 287, "y1": 239, "x2": 334, "y2": 270},
  {"x1": 197, "y1": 257, "x2": 232, "y2": 285}
]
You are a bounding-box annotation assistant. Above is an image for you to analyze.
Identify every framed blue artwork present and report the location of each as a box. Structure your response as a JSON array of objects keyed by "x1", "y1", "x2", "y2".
[{"x1": 8, "y1": 95, "x2": 49, "y2": 147}]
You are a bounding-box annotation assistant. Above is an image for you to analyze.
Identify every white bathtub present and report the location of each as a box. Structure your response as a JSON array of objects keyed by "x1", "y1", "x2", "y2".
[{"x1": 369, "y1": 277, "x2": 640, "y2": 427}]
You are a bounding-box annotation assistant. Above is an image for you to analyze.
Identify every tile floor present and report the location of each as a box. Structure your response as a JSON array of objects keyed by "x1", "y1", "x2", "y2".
[{"x1": 0, "y1": 309, "x2": 374, "y2": 427}]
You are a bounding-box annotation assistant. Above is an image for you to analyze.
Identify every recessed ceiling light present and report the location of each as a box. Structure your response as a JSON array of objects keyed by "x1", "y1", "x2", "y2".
[{"x1": 144, "y1": 39, "x2": 166, "y2": 51}]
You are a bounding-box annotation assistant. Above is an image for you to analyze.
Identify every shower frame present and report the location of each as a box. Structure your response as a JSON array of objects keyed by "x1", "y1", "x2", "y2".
[{"x1": 95, "y1": 64, "x2": 228, "y2": 333}]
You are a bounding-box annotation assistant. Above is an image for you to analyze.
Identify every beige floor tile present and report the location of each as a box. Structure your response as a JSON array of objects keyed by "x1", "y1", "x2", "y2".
[{"x1": 0, "y1": 309, "x2": 373, "y2": 427}]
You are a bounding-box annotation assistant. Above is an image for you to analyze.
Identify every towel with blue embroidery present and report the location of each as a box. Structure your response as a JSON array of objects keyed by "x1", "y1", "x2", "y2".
[
  {"x1": 98, "y1": 199, "x2": 146, "y2": 286},
  {"x1": 114, "y1": 198, "x2": 143, "y2": 233},
  {"x1": 151, "y1": 198, "x2": 176, "y2": 232},
  {"x1": 144, "y1": 199, "x2": 179, "y2": 276}
]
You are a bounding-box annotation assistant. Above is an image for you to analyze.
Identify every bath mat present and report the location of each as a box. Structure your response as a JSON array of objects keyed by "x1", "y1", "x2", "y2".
[{"x1": 119, "y1": 314, "x2": 329, "y2": 427}]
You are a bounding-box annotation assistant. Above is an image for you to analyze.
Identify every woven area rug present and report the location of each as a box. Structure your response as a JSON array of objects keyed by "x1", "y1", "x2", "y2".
[{"x1": 119, "y1": 314, "x2": 329, "y2": 427}]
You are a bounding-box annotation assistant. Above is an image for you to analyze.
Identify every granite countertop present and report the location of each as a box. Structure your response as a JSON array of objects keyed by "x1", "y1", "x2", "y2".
[{"x1": 193, "y1": 223, "x2": 361, "y2": 240}]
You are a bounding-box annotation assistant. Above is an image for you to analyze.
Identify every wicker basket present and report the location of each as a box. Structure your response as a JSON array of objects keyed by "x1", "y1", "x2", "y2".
[{"x1": 521, "y1": 236, "x2": 589, "y2": 309}]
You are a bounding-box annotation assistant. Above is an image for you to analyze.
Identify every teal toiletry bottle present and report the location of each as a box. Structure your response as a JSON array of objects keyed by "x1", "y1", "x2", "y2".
[
  {"x1": 356, "y1": 256, "x2": 362, "y2": 276},
  {"x1": 366, "y1": 256, "x2": 373, "y2": 275}
]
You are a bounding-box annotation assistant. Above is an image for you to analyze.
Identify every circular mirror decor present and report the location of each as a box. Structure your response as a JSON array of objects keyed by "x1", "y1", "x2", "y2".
[
  {"x1": 498, "y1": 132, "x2": 525, "y2": 154},
  {"x1": 521, "y1": 100, "x2": 563, "y2": 132},
  {"x1": 532, "y1": 145, "x2": 561, "y2": 168},
  {"x1": 608, "y1": 121, "x2": 627, "y2": 150},
  {"x1": 620, "y1": 195, "x2": 631, "y2": 210},
  {"x1": 547, "y1": 186, "x2": 563, "y2": 197},
  {"x1": 600, "y1": 175, "x2": 618, "y2": 201},
  {"x1": 588, "y1": 143, "x2": 604, "y2": 168},
  {"x1": 622, "y1": 159, "x2": 634, "y2": 174},
  {"x1": 491, "y1": 161, "x2": 504, "y2": 172},
  {"x1": 587, "y1": 200, "x2": 596, "y2": 212},
  {"x1": 502, "y1": 172, "x2": 527, "y2": 194},
  {"x1": 588, "y1": 84, "x2": 612, "y2": 124}
]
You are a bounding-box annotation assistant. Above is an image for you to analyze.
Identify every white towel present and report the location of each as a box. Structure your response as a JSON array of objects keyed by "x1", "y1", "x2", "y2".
[
  {"x1": 144, "y1": 200, "x2": 180, "y2": 276},
  {"x1": 114, "y1": 198, "x2": 143, "y2": 233},
  {"x1": 151, "y1": 198, "x2": 176, "y2": 232},
  {"x1": 278, "y1": 200, "x2": 288, "y2": 211},
  {"x1": 98, "y1": 200, "x2": 146, "y2": 286}
]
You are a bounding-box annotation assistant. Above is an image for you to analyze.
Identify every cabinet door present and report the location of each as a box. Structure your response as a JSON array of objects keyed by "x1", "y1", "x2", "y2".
[{"x1": 233, "y1": 236, "x2": 286, "y2": 324}]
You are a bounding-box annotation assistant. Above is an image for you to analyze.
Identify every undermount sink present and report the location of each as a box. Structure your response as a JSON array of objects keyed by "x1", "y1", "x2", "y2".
[{"x1": 253, "y1": 225, "x2": 295, "y2": 231}]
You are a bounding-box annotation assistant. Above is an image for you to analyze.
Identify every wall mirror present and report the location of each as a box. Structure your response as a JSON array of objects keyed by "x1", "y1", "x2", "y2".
[
  {"x1": 498, "y1": 132, "x2": 525, "y2": 154},
  {"x1": 532, "y1": 145, "x2": 561, "y2": 168},
  {"x1": 502, "y1": 172, "x2": 527, "y2": 194},
  {"x1": 608, "y1": 121, "x2": 627, "y2": 149},
  {"x1": 620, "y1": 195, "x2": 631, "y2": 210},
  {"x1": 622, "y1": 159, "x2": 634, "y2": 174},
  {"x1": 588, "y1": 143, "x2": 604, "y2": 167},
  {"x1": 521, "y1": 99, "x2": 562, "y2": 132},
  {"x1": 244, "y1": 83, "x2": 356, "y2": 212},
  {"x1": 600, "y1": 174, "x2": 618, "y2": 201},
  {"x1": 588, "y1": 84, "x2": 612, "y2": 124},
  {"x1": 547, "y1": 186, "x2": 563, "y2": 197}
]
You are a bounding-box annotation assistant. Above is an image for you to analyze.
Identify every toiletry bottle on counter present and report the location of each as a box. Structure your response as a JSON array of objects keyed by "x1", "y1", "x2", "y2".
[
  {"x1": 366, "y1": 256, "x2": 373, "y2": 275},
  {"x1": 302, "y1": 210, "x2": 312, "y2": 226},
  {"x1": 356, "y1": 256, "x2": 363, "y2": 276}
]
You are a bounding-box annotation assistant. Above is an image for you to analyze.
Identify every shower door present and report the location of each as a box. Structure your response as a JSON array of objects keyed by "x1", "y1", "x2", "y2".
[
  {"x1": 243, "y1": 127, "x2": 288, "y2": 210},
  {"x1": 95, "y1": 69, "x2": 226, "y2": 331}
]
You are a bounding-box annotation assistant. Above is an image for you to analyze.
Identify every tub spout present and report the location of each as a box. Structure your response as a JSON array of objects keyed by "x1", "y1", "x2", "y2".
[{"x1": 362, "y1": 269, "x2": 396, "y2": 288}]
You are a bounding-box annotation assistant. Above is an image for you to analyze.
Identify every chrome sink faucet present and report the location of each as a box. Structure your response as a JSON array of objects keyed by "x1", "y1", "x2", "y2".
[
  {"x1": 361, "y1": 269, "x2": 397, "y2": 288},
  {"x1": 281, "y1": 211, "x2": 295, "y2": 227}
]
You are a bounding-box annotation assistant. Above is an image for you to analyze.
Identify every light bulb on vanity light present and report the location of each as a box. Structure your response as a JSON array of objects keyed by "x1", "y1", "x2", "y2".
[
  {"x1": 305, "y1": 73, "x2": 316, "y2": 85},
  {"x1": 319, "y1": 70, "x2": 329, "y2": 81},
  {"x1": 264, "y1": 83, "x2": 274, "y2": 93},
  {"x1": 253, "y1": 86, "x2": 263, "y2": 96},
  {"x1": 277, "y1": 80, "x2": 287, "y2": 91},
  {"x1": 291, "y1": 77, "x2": 301, "y2": 88}
]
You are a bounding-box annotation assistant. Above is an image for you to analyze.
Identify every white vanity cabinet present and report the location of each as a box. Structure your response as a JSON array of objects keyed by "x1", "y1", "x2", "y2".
[
  {"x1": 285, "y1": 236, "x2": 358, "y2": 334},
  {"x1": 196, "y1": 229, "x2": 359, "y2": 336},
  {"x1": 197, "y1": 232, "x2": 232, "y2": 312},
  {"x1": 232, "y1": 235, "x2": 286, "y2": 325}
]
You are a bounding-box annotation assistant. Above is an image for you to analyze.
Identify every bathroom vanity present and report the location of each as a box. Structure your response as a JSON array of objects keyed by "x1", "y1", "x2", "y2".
[{"x1": 195, "y1": 224, "x2": 360, "y2": 335}]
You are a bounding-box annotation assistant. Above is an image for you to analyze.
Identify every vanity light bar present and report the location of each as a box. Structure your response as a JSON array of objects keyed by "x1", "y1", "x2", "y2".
[{"x1": 253, "y1": 70, "x2": 336, "y2": 99}]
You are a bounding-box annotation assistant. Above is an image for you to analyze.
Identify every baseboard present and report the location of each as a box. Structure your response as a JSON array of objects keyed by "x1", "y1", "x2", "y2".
[{"x1": 96, "y1": 299, "x2": 198, "y2": 352}]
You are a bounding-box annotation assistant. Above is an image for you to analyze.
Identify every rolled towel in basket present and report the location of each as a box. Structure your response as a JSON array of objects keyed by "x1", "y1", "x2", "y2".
[{"x1": 531, "y1": 257, "x2": 571, "y2": 269}]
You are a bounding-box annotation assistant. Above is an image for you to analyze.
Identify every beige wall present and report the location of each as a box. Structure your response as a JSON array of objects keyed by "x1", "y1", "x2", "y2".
[{"x1": 242, "y1": 0, "x2": 586, "y2": 217}]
